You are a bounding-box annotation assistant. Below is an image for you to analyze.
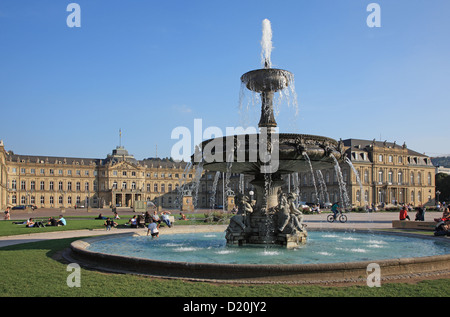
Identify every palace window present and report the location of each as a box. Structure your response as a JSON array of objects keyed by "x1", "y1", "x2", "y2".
[
  {"x1": 40, "y1": 196, "x2": 45, "y2": 204},
  {"x1": 122, "y1": 182, "x2": 127, "y2": 189},
  {"x1": 49, "y1": 181, "x2": 54, "y2": 191},
  {"x1": 76, "y1": 182, "x2": 81, "y2": 191},
  {"x1": 21, "y1": 180, "x2": 26, "y2": 190},
  {"x1": 378, "y1": 170, "x2": 383, "y2": 183},
  {"x1": 59, "y1": 181, "x2": 63, "y2": 191},
  {"x1": 30, "y1": 181, "x2": 35, "y2": 190},
  {"x1": 11, "y1": 180, "x2": 16, "y2": 190},
  {"x1": 40, "y1": 181, "x2": 45, "y2": 190},
  {"x1": 68, "y1": 182, "x2": 72, "y2": 191}
]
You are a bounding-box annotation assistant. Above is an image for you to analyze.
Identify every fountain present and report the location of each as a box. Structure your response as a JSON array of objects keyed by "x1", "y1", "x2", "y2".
[
  {"x1": 67, "y1": 19, "x2": 450, "y2": 284},
  {"x1": 193, "y1": 19, "x2": 344, "y2": 248}
]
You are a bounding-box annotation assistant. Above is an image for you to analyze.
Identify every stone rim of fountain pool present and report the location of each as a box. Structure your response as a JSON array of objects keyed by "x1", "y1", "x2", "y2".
[{"x1": 67, "y1": 228, "x2": 450, "y2": 284}]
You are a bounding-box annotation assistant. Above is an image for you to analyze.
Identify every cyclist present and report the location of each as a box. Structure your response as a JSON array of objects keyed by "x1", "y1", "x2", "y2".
[{"x1": 331, "y1": 202, "x2": 341, "y2": 219}]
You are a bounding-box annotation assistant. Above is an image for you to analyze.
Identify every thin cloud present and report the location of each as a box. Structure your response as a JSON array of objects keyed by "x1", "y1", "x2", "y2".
[{"x1": 172, "y1": 104, "x2": 192, "y2": 113}]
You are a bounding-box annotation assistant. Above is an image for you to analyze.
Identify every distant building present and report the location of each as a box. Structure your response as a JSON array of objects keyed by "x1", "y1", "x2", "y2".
[
  {"x1": 436, "y1": 166, "x2": 450, "y2": 176},
  {"x1": 0, "y1": 138, "x2": 437, "y2": 210},
  {"x1": 297, "y1": 139, "x2": 436, "y2": 208}
]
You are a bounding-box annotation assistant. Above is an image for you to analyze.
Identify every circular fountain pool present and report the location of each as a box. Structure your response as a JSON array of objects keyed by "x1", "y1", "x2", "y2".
[{"x1": 69, "y1": 229, "x2": 450, "y2": 283}]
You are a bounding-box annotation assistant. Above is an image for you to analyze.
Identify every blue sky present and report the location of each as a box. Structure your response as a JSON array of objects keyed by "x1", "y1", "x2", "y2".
[{"x1": 1, "y1": 0, "x2": 449, "y2": 160}]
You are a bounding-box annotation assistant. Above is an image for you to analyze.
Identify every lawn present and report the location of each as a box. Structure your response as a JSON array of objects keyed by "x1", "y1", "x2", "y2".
[
  {"x1": 1, "y1": 213, "x2": 449, "y2": 299},
  {"x1": 0, "y1": 236, "x2": 449, "y2": 298},
  {"x1": 0, "y1": 212, "x2": 209, "y2": 237}
]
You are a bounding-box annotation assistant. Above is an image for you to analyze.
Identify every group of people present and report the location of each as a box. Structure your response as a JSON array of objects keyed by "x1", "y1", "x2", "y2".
[
  {"x1": 12, "y1": 215, "x2": 66, "y2": 228},
  {"x1": 123, "y1": 210, "x2": 173, "y2": 239},
  {"x1": 434, "y1": 206, "x2": 450, "y2": 236},
  {"x1": 398, "y1": 204, "x2": 427, "y2": 221}
]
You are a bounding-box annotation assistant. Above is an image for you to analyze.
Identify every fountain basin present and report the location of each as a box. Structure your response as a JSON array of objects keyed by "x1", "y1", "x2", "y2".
[
  {"x1": 241, "y1": 68, "x2": 293, "y2": 92},
  {"x1": 67, "y1": 229, "x2": 450, "y2": 283}
]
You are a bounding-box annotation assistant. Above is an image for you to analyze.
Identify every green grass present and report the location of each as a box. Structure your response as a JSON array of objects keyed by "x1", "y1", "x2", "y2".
[
  {"x1": 0, "y1": 238, "x2": 448, "y2": 297},
  {"x1": 0, "y1": 212, "x2": 214, "y2": 237},
  {"x1": 1, "y1": 213, "x2": 448, "y2": 297}
]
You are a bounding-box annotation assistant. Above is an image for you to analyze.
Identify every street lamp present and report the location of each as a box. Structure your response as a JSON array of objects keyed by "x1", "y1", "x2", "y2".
[{"x1": 436, "y1": 190, "x2": 441, "y2": 205}]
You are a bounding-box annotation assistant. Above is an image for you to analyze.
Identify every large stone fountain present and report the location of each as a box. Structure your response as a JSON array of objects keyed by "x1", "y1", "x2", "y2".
[{"x1": 193, "y1": 19, "x2": 344, "y2": 248}]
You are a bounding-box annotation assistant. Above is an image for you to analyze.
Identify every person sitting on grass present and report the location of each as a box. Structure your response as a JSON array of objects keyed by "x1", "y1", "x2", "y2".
[
  {"x1": 161, "y1": 211, "x2": 172, "y2": 228},
  {"x1": 26, "y1": 218, "x2": 45, "y2": 228},
  {"x1": 47, "y1": 217, "x2": 58, "y2": 226},
  {"x1": 104, "y1": 217, "x2": 117, "y2": 231},
  {"x1": 128, "y1": 215, "x2": 138, "y2": 228},
  {"x1": 57, "y1": 215, "x2": 66, "y2": 226}
]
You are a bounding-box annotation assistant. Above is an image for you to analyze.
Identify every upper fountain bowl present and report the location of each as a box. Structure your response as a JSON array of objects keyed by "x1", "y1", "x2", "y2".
[{"x1": 241, "y1": 68, "x2": 293, "y2": 93}]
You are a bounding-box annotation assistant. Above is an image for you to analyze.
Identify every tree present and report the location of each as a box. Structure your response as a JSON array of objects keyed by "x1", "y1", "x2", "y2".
[{"x1": 436, "y1": 173, "x2": 450, "y2": 202}]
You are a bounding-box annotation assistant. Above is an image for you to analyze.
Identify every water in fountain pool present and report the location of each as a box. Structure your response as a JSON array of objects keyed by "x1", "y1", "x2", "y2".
[{"x1": 86, "y1": 231, "x2": 450, "y2": 265}]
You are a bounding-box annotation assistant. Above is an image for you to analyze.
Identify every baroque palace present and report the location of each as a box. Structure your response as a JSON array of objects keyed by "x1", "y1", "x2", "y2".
[{"x1": 0, "y1": 138, "x2": 437, "y2": 211}]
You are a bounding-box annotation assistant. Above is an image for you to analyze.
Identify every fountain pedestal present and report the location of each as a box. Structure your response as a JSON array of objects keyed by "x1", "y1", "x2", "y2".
[{"x1": 225, "y1": 176, "x2": 307, "y2": 248}]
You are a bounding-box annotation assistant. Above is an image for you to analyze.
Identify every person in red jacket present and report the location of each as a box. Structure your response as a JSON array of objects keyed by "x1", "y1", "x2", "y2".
[{"x1": 399, "y1": 205, "x2": 410, "y2": 221}]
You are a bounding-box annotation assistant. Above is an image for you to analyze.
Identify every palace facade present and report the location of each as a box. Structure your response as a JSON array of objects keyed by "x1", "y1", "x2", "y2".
[
  {"x1": 0, "y1": 138, "x2": 437, "y2": 211},
  {"x1": 296, "y1": 139, "x2": 436, "y2": 208}
]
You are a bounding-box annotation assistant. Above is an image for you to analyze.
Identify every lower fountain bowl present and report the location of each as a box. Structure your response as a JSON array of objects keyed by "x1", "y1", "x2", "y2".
[{"x1": 194, "y1": 133, "x2": 344, "y2": 175}]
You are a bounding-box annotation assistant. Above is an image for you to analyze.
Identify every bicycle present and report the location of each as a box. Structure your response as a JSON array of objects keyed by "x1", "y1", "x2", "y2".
[{"x1": 327, "y1": 211, "x2": 347, "y2": 223}]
